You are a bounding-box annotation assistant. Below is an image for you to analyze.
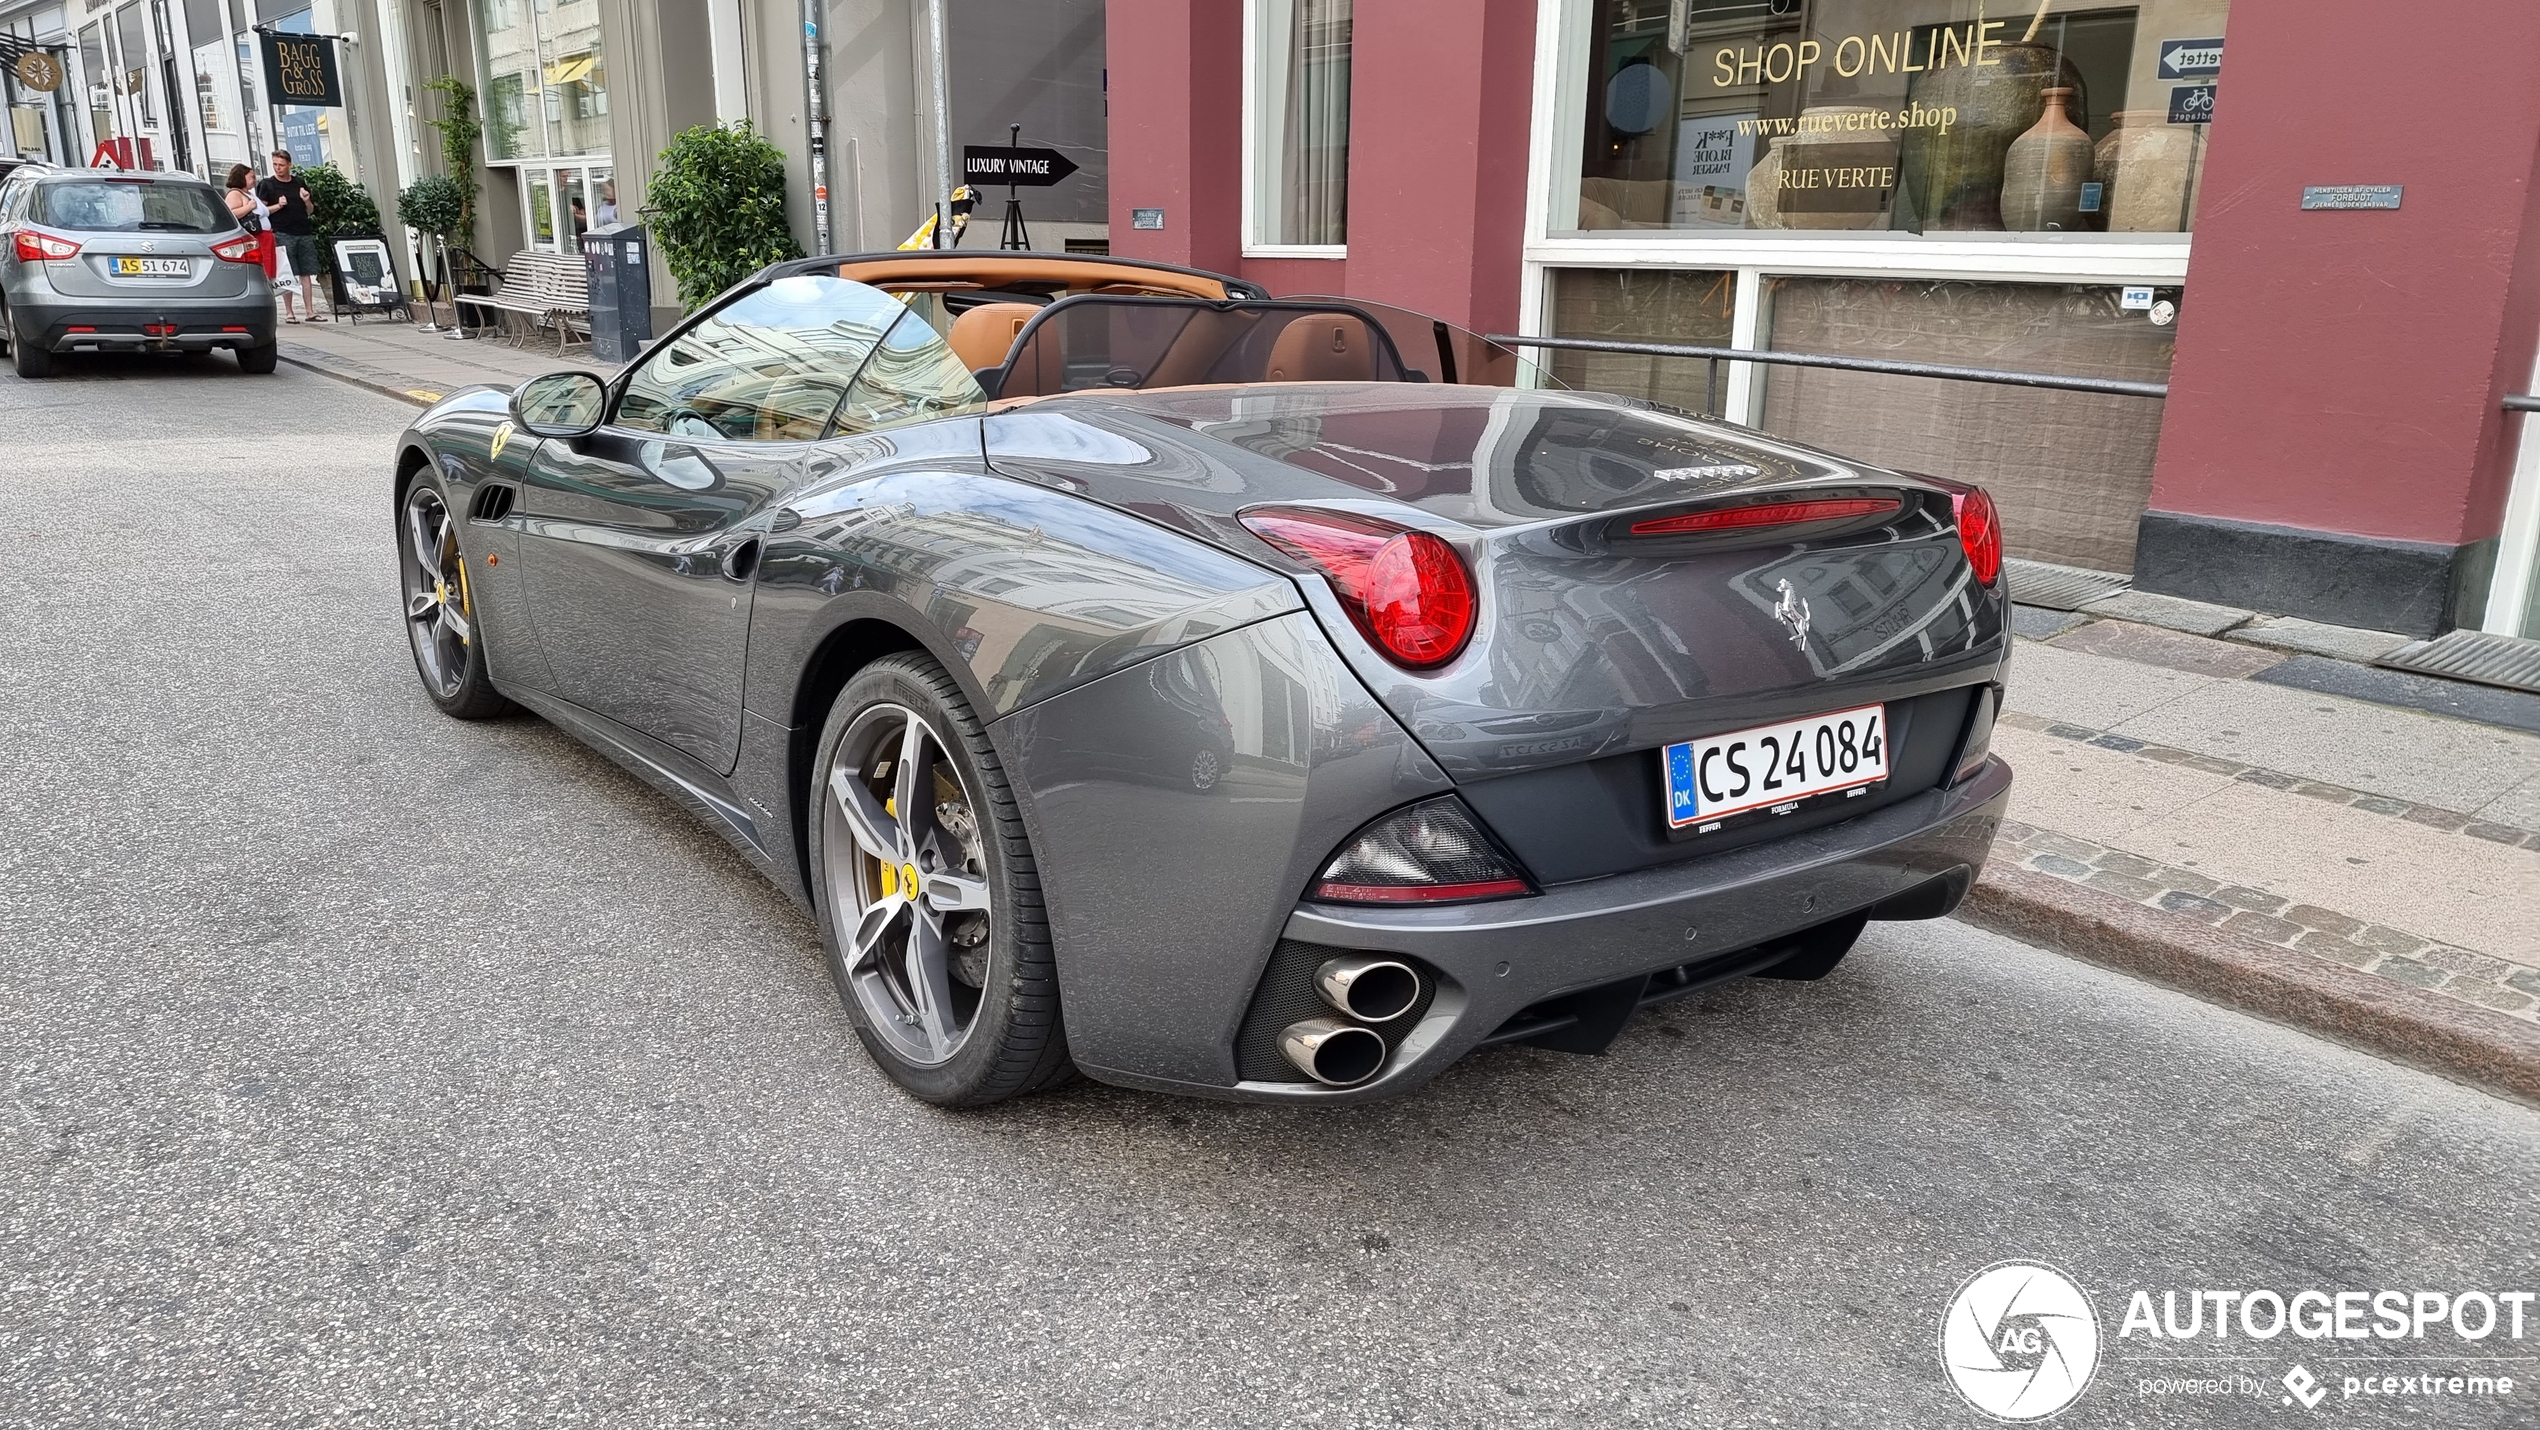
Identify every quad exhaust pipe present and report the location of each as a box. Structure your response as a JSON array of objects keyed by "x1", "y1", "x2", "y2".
[
  {"x1": 1278, "y1": 956, "x2": 1426, "y2": 1085},
  {"x1": 1278, "y1": 1017, "x2": 1389, "y2": 1086}
]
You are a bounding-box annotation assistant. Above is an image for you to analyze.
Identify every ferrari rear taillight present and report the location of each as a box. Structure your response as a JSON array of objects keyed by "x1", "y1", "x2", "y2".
[
  {"x1": 1310, "y1": 798, "x2": 1533, "y2": 905},
  {"x1": 210, "y1": 233, "x2": 261, "y2": 264},
  {"x1": 1950, "y1": 486, "x2": 2003, "y2": 586},
  {"x1": 13, "y1": 229, "x2": 79, "y2": 262},
  {"x1": 1241, "y1": 508, "x2": 1477, "y2": 669},
  {"x1": 1628, "y1": 496, "x2": 1900, "y2": 536}
]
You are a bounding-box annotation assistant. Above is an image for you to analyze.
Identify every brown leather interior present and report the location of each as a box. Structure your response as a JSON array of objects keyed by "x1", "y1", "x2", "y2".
[
  {"x1": 949, "y1": 302, "x2": 1040, "y2": 372},
  {"x1": 833, "y1": 254, "x2": 1232, "y2": 299},
  {"x1": 1264, "y1": 314, "x2": 1375, "y2": 382}
]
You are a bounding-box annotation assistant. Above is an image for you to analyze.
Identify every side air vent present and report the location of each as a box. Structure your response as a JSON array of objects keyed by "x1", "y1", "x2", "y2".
[{"x1": 470, "y1": 482, "x2": 517, "y2": 522}]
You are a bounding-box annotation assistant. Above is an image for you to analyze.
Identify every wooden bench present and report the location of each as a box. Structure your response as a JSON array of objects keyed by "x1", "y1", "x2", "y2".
[{"x1": 453, "y1": 250, "x2": 592, "y2": 354}]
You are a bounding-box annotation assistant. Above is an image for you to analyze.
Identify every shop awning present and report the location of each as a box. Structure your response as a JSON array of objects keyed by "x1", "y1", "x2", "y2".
[{"x1": 543, "y1": 55, "x2": 596, "y2": 87}]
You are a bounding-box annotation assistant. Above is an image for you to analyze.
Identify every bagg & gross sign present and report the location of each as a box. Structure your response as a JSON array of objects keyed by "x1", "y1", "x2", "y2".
[{"x1": 260, "y1": 32, "x2": 343, "y2": 108}]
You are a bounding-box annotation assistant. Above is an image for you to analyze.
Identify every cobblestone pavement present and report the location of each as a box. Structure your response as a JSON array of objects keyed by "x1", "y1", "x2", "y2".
[
  {"x1": 1996, "y1": 634, "x2": 2540, "y2": 1040},
  {"x1": 4, "y1": 358, "x2": 2537, "y2": 1428}
]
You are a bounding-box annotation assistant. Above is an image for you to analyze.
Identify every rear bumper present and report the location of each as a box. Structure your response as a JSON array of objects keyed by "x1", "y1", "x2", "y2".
[
  {"x1": 21, "y1": 300, "x2": 276, "y2": 352},
  {"x1": 1083, "y1": 754, "x2": 2014, "y2": 1103}
]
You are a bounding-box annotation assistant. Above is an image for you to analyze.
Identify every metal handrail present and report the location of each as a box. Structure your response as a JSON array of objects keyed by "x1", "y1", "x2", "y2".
[
  {"x1": 2507, "y1": 393, "x2": 2540, "y2": 413},
  {"x1": 1489, "y1": 333, "x2": 2170, "y2": 416}
]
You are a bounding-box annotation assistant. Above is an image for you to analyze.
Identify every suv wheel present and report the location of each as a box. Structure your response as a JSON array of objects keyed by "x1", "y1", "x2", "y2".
[{"x1": 10, "y1": 330, "x2": 51, "y2": 378}]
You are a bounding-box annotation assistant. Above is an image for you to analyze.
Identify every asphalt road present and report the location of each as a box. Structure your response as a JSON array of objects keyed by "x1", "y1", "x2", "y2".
[{"x1": 4, "y1": 354, "x2": 2537, "y2": 1429}]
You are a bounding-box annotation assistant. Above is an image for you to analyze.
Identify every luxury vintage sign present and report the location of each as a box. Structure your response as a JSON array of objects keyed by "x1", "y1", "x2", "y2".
[{"x1": 260, "y1": 31, "x2": 344, "y2": 109}]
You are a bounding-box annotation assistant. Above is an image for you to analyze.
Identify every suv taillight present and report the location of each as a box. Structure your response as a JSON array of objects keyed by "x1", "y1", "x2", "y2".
[
  {"x1": 1240, "y1": 507, "x2": 1478, "y2": 669},
  {"x1": 13, "y1": 229, "x2": 80, "y2": 262},
  {"x1": 210, "y1": 233, "x2": 261, "y2": 264}
]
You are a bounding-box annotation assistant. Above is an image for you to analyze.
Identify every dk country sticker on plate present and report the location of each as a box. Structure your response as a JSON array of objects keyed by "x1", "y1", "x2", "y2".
[{"x1": 1664, "y1": 703, "x2": 1888, "y2": 829}]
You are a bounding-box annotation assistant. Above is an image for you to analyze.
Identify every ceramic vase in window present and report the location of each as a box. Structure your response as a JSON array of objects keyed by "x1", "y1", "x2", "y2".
[
  {"x1": 2001, "y1": 88, "x2": 2094, "y2": 231},
  {"x1": 1743, "y1": 138, "x2": 1788, "y2": 229},
  {"x1": 2094, "y1": 109, "x2": 2203, "y2": 232},
  {"x1": 1897, "y1": 42, "x2": 2085, "y2": 231}
]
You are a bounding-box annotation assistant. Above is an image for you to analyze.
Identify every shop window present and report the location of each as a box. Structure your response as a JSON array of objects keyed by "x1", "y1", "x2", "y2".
[
  {"x1": 1565, "y1": 0, "x2": 2225, "y2": 237},
  {"x1": 1758, "y1": 278, "x2": 2175, "y2": 572},
  {"x1": 1548, "y1": 267, "x2": 1735, "y2": 412},
  {"x1": 79, "y1": 24, "x2": 111, "y2": 142},
  {"x1": 112, "y1": 3, "x2": 150, "y2": 128},
  {"x1": 1249, "y1": 0, "x2": 1352, "y2": 250},
  {"x1": 473, "y1": 0, "x2": 546, "y2": 160}
]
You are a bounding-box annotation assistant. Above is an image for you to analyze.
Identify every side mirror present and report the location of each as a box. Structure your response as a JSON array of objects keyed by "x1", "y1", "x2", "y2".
[{"x1": 511, "y1": 370, "x2": 609, "y2": 437}]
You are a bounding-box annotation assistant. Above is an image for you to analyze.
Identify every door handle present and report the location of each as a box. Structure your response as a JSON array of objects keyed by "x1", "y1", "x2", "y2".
[{"x1": 719, "y1": 536, "x2": 762, "y2": 582}]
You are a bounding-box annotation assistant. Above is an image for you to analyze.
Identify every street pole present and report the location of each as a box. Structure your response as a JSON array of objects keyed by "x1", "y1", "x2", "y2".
[
  {"x1": 925, "y1": 0, "x2": 951, "y2": 239},
  {"x1": 800, "y1": 0, "x2": 831, "y2": 253}
]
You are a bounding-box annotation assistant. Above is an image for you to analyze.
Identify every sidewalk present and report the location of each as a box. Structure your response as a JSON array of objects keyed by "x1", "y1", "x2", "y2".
[
  {"x1": 275, "y1": 310, "x2": 585, "y2": 407},
  {"x1": 1966, "y1": 613, "x2": 2540, "y2": 1101},
  {"x1": 271, "y1": 336, "x2": 2540, "y2": 1099}
]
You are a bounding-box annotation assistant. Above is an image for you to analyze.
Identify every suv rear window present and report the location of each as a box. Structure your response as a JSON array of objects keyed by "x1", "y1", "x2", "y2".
[{"x1": 35, "y1": 179, "x2": 235, "y2": 234}]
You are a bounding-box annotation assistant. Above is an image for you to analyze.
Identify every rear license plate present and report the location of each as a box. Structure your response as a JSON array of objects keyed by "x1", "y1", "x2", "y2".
[
  {"x1": 1663, "y1": 702, "x2": 1888, "y2": 829},
  {"x1": 113, "y1": 257, "x2": 190, "y2": 276}
]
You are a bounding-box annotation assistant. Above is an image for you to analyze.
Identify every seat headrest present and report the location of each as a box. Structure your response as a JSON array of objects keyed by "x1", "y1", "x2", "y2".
[
  {"x1": 948, "y1": 302, "x2": 1041, "y2": 374},
  {"x1": 1264, "y1": 313, "x2": 1375, "y2": 382}
]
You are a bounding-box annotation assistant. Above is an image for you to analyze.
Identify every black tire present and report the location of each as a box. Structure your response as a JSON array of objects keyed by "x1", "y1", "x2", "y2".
[
  {"x1": 11, "y1": 333, "x2": 51, "y2": 379},
  {"x1": 237, "y1": 341, "x2": 279, "y2": 374},
  {"x1": 808, "y1": 652, "x2": 1074, "y2": 1106},
  {"x1": 397, "y1": 473, "x2": 512, "y2": 719}
]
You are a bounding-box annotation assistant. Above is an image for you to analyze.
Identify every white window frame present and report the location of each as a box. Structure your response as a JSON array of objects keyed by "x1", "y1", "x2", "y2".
[
  {"x1": 1242, "y1": 0, "x2": 1347, "y2": 260},
  {"x1": 1519, "y1": 0, "x2": 2195, "y2": 424}
]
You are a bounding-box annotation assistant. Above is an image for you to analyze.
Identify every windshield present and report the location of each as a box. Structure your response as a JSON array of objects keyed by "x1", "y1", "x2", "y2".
[
  {"x1": 36, "y1": 179, "x2": 236, "y2": 234},
  {"x1": 616, "y1": 274, "x2": 983, "y2": 442}
]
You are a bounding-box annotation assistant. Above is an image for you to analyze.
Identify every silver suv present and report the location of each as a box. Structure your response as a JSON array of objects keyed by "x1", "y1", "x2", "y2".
[{"x1": 0, "y1": 167, "x2": 279, "y2": 378}]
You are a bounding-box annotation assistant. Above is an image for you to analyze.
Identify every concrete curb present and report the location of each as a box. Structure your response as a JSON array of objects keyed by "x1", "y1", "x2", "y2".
[
  {"x1": 1959, "y1": 864, "x2": 2540, "y2": 1105},
  {"x1": 277, "y1": 348, "x2": 435, "y2": 408}
]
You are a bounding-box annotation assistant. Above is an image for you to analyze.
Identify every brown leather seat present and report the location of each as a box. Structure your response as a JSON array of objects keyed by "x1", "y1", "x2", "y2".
[
  {"x1": 1264, "y1": 314, "x2": 1375, "y2": 382},
  {"x1": 948, "y1": 302, "x2": 1040, "y2": 373}
]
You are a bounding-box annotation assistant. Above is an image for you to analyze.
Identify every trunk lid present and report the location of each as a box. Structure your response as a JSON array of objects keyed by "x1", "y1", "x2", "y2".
[
  {"x1": 30, "y1": 176, "x2": 244, "y2": 300},
  {"x1": 983, "y1": 385, "x2": 2006, "y2": 782}
]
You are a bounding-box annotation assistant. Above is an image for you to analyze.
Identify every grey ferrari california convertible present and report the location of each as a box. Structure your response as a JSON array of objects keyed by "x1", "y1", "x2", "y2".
[{"x1": 391, "y1": 249, "x2": 2012, "y2": 1106}]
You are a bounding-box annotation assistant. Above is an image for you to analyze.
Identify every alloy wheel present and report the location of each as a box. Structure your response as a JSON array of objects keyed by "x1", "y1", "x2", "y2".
[
  {"x1": 401, "y1": 484, "x2": 470, "y2": 698},
  {"x1": 823, "y1": 703, "x2": 994, "y2": 1067}
]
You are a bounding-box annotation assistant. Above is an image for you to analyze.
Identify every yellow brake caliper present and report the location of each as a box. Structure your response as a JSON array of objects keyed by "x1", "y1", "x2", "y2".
[{"x1": 452, "y1": 554, "x2": 474, "y2": 644}]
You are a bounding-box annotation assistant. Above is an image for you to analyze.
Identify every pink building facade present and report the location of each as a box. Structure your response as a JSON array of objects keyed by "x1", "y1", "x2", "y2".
[{"x1": 1105, "y1": 0, "x2": 2540, "y2": 639}]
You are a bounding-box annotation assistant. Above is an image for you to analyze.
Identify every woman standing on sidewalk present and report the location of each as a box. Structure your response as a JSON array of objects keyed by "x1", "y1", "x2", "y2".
[{"x1": 222, "y1": 165, "x2": 277, "y2": 283}]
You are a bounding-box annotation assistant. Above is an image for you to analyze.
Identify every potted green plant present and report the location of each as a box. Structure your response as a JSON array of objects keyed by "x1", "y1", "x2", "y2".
[
  {"x1": 644, "y1": 121, "x2": 804, "y2": 311},
  {"x1": 294, "y1": 162, "x2": 386, "y2": 314},
  {"x1": 418, "y1": 77, "x2": 494, "y2": 321},
  {"x1": 396, "y1": 173, "x2": 466, "y2": 324}
]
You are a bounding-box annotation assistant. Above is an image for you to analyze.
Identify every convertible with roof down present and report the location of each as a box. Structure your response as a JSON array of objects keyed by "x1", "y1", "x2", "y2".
[{"x1": 388, "y1": 249, "x2": 2012, "y2": 1105}]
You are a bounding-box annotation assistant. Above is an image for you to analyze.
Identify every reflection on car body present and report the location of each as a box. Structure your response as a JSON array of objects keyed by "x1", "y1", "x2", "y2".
[{"x1": 387, "y1": 248, "x2": 2012, "y2": 1106}]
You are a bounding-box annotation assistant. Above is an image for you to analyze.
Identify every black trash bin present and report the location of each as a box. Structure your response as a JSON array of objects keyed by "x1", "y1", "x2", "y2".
[{"x1": 580, "y1": 222, "x2": 653, "y2": 365}]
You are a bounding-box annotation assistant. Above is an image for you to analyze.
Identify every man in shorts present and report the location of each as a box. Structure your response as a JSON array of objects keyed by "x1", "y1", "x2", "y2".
[{"x1": 255, "y1": 151, "x2": 321, "y2": 322}]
